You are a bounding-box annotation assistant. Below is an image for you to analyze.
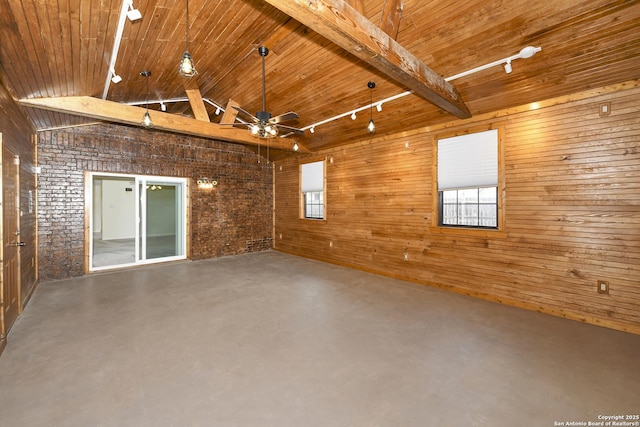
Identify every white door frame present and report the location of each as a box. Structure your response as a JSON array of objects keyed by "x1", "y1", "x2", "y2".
[{"x1": 87, "y1": 172, "x2": 188, "y2": 271}]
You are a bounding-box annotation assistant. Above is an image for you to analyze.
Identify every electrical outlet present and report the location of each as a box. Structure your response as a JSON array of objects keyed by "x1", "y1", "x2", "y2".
[
  {"x1": 597, "y1": 280, "x2": 609, "y2": 294},
  {"x1": 599, "y1": 102, "x2": 611, "y2": 117}
]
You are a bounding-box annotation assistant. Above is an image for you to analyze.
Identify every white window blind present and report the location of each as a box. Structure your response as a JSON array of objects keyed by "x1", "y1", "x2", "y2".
[
  {"x1": 437, "y1": 129, "x2": 498, "y2": 190},
  {"x1": 301, "y1": 161, "x2": 324, "y2": 192}
]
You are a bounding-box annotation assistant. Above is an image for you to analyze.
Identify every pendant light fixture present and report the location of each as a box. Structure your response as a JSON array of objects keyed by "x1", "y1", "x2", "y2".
[
  {"x1": 178, "y1": 0, "x2": 197, "y2": 77},
  {"x1": 367, "y1": 81, "x2": 376, "y2": 133},
  {"x1": 140, "y1": 70, "x2": 153, "y2": 128}
]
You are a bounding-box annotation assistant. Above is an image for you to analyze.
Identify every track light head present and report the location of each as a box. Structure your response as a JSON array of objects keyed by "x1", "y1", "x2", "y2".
[
  {"x1": 504, "y1": 60, "x2": 512, "y2": 74},
  {"x1": 126, "y1": 1, "x2": 142, "y2": 21}
]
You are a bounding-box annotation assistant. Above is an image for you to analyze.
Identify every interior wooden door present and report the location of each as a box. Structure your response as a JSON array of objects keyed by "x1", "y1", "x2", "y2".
[{"x1": 2, "y1": 145, "x2": 21, "y2": 338}]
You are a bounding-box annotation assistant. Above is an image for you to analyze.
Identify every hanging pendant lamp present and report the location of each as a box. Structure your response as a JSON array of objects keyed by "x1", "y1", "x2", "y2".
[
  {"x1": 140, "y1": 70, "x2": 153, "y2": 128},
  {"x1": 367, "y1": 81, "x2": 376, "y2": 133},
  {"x1": 178, "y1": 0, "x2": 197, "y2": 77}
]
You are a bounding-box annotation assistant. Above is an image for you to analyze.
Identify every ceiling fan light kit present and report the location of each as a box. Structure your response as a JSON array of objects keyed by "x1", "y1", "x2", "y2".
[{"x1": 230, "y1": 46, "x2": 304, "y2": 139}]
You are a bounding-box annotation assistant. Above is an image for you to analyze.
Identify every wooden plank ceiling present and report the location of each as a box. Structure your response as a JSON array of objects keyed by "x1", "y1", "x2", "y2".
[{"x1": 1, "y1": 0, "x2": 639, "y2": 156}]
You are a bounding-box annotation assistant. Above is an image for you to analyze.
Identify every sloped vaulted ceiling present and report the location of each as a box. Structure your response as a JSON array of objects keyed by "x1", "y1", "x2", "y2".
[{"x1": 1, "y1": 0, "x2": 639, "y2": 155}]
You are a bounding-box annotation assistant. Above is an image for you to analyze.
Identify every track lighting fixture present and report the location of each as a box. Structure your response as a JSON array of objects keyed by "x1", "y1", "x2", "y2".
[
  {"x1": 126, "y1": 0, "x2": 142, "y2": 21},
  {"x1": 299, "y1": 46, "x2": 542, "y2": 136},
  {"x1": 445, "y1": 45, "x2": 541, "y2": 81},
  {"x1": 178, "y1": 0, "x2": 197, "y2": 77},
  {"x1": 140, "y1": 70, "x2": 153, "y2": 128},
  {"x1": 504, "y1": 60, "x2": 512, "y2": 74},
  {"x1": 367, "y1": 81, "x2": 376, "y2": 134},
  {"x1": 292, "y1": 141, "x2": 299, "y2": 152},
  {"x1": 215, "y1": 107, "x2": 221, "y2": 115},
  {"x1": 160, "y1": 101, "x2": 167, "y2": 112},
  {"x1": 110, "y1": 70, "x2": 122, "y2": 84}
]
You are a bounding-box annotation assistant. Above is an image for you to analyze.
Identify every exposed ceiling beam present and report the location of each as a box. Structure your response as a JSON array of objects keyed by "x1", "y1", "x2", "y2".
[
  {"x1": 220, "y1": 99, "x2": 241, "y2": 124},
  {"x1": 262, "y1": 0, "x2": 471, "y2": 119},
  {"x1": 344, "y1": 0, "x2": 364, "y2": 14},
  {"x1": 18, "y1": 96, "x2": 308, "y2": 152},
  {"x1": 380, "y1": 0, "x2": 403, "y2": 40},
  {"x1": 185, "y1": 89, "x2": 211, "y2": 122}
]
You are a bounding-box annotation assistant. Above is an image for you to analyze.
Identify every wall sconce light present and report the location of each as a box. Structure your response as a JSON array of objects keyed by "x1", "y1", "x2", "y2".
[
  {"x1": 197, "y1": 178, "x2": 217, "y2": 189},
  {"x1": 126, "y1": 0, "x2": 142, "y2": 21},
  {"x1": 140, "y1": 70, "x2": 153, "y2": 128}
]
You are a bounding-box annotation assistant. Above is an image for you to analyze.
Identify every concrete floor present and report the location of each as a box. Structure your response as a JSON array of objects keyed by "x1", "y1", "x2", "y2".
[{"x1": 1, "y1": 251, "x2": 639, "y2": 427}]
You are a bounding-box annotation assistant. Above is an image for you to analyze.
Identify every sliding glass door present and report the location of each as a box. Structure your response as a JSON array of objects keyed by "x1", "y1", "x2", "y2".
[{"x1": 89, "y1": 173, "x2": 187, "y2": 271}]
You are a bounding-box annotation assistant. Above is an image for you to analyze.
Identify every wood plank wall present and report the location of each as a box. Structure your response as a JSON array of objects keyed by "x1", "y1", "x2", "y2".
[{"x1": 274, "y1": 81, "x2": 640, "y2": 335}]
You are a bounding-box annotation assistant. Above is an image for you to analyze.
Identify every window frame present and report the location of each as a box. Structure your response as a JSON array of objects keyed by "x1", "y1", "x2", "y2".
[
  {"x1": 431, "y1": 124, "x2": 506, "y2": 237},
  {"x1": 299, "y1": 158, "x2": 327, "y2": 221}
]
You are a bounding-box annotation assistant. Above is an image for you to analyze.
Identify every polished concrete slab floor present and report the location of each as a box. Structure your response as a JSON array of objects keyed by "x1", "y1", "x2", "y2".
[{"x1": 1, "y1": 251, "x2": 639, "y2": 427}]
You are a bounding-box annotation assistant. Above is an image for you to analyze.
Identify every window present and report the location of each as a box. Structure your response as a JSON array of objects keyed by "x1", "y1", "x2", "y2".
[
  {"x1": 437, "y1": 129, "x2": 499, "y2": 229},
  {"x1": 301, "y1": 160, "x2": 325, "y2": 219}
]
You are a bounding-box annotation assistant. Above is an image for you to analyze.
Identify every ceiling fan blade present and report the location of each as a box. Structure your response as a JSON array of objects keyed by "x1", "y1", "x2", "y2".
[
  {"x1": 270, "y1": 111, "x2": 299, "y2": 124},
  {"x1": 233, "y1": 106, "x2": 258, "y2": 122},
  {"x1": 275, "y1": 123, "x2": 305, "y2": 134}
]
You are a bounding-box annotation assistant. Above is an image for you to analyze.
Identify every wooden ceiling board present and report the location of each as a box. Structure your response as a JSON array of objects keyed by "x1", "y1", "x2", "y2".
[{"x1": 1, "y1": 0, "x2": 638, "y2": 152}]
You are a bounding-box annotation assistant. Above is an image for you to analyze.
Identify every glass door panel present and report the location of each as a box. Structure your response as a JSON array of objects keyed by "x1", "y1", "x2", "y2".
[
  {"x1": 144, "y1": 180, "x2": 183, "y2": 260},
  {"x1": 92, "y1": 176, "x2": 137, "y2": 269}
]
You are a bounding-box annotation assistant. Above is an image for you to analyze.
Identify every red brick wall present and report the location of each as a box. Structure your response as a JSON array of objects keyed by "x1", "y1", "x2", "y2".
[{"x1": 37, "y1": 123, "x2": 273, "y2": 281}]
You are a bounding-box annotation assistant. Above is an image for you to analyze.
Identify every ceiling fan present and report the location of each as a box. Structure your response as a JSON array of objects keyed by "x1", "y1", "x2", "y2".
[{"x1": 232, "y1": 46, "x2": 303, "y2": 138}]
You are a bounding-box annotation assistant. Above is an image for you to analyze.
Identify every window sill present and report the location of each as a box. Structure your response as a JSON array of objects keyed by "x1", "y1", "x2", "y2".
[
  {"x1": 300, "y1": 217, "x2": 327, "y2": 223},
  {"x1": 429, "y1": 226, "x2": 507, "y2": 239}
]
